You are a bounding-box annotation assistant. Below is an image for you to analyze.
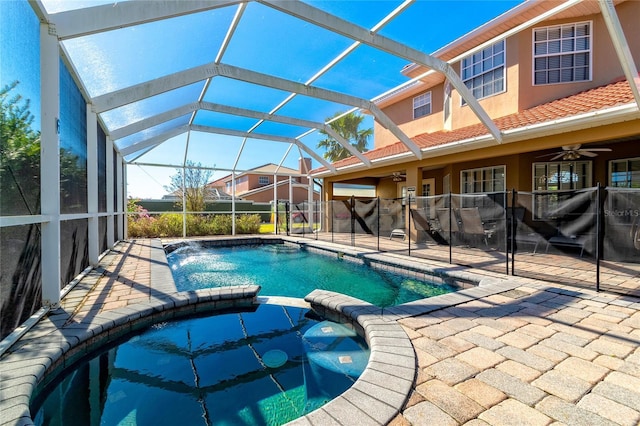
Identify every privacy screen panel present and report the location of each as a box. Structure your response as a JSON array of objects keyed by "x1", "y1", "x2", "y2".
[
  {"x1": 59, "y1": 60, "x2": 88, "y2": 214},
  {"x1": 0, "y1": 224, "x2": 42, "y2": 340},
  {"x1": 60, "y1": 219, "x2": 89, "y2": 288}
]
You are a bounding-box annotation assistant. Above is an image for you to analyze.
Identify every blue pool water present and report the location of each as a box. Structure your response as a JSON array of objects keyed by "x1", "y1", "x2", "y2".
[
  {"x1": 33, "y1": 304, "x2": 369, "y2": 426},
  {"x1": 167, "y1": 243, "x2": 455, "y2": 306}
]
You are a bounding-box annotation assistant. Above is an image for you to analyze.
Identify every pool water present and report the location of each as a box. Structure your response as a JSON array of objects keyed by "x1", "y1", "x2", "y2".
[
  {"x1": 167, "y1": 244, "x2": 455, "y2": 307},
  {"x1": 32, "y1": 304, "x2": 369, "y2": 426}
]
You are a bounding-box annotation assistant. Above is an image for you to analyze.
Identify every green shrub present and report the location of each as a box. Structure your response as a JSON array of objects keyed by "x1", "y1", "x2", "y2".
[
  {"x1": 153, "y1": 213, "x2": 183, "y2": 237},
  {"x1": 208, "y1": 214, "x2": 232, "y2": 235},
  {"x1": 127, "y1": 212, "x2": 260, "y2": 238},
  {"x1": 127, "y1": 200, "x2": 158, "y2": 237},
  {"x1": 236, "y1": 214, "x2": 261, "y2": 234},
  {"x1": 128, "y1": 215, "x2": 156, "y2": 237},
  {"x1": 186, "y1": 214, "x2": 207, "y2": 236}
]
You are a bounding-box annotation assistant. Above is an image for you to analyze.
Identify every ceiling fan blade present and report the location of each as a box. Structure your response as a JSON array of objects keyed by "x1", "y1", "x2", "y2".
[
  {"x1": 578, "y1": 150, "x2": 598, "y2": 157},
  {"x1": 550, "y1": 152, "x2": 567, "y2": 161},
  {"x1": 582, "y1": 148, "x2": 612, "y2": 152},
  {"x1": 536, "y1": 152, "x2": 561, "y2": 158},
  {"x1": 562, "y1": 144, "x2": 582, "y2": 151}
]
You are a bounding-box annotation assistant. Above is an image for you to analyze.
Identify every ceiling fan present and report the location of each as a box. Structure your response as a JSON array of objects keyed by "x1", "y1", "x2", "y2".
[
  {"x1": 537, "y1": 144, "x2": 612, "y2": 161},
  {"x1": 390, "y1": 171, "x2": 406, "y2": 182}
]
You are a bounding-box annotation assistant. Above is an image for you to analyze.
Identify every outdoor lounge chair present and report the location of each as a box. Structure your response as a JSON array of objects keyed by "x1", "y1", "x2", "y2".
[
  {"x1": 545, "y1": 220, "x2": 590, "y2": 257},
  {"x1": 459, "y1": 207, "x2": 494, "y2": 246},
  {"x1": 435, "y1": 208, "x2": 459, "y2": 243},
  {"x1": 511, "y1": 207, "x2": 543, "y2": 254},
  {"x1": 410, "y1": 209, "x2": 447, "y2": 244},
  {"x1": 389, "y1": 228, "x2": 406, "y2": 240}
]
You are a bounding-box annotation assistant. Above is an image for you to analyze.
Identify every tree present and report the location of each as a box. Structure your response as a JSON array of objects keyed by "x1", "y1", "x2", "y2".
[
  {"x1": 317, "y1": 111, "x2": 372, "y2": 162},
  {"x1": 0, "y1": 81, "x2": 41, "y2": 215},
  {"x1": 165, "y1": 160, "x2": 213, "y2": 212}
]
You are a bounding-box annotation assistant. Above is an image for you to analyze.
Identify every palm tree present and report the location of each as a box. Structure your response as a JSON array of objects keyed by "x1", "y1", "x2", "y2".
[{"x1": 317, "y1": 111, "x2": 372, "y2": 162}]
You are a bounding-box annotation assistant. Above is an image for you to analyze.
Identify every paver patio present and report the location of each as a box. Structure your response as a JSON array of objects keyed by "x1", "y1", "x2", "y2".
[{"x1": 1, "y1": 237, "x2": 640, "y2": 425}]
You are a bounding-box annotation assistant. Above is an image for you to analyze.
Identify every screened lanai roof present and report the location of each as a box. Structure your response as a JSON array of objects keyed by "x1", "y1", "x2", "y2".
[
  {"x1": 34, "y1": 0, "x2": 640, "y2": 198},
  {"x1": 32, "y1": 0, "x2": 528, "y2": 194}
]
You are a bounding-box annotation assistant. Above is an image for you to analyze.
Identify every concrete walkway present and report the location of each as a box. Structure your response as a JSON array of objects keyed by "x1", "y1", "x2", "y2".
[{"x1": 2, "y1": 238, "x2": 640, "y2": 425}]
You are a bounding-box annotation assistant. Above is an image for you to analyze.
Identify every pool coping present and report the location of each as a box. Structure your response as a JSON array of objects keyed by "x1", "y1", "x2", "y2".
[{"x1": 0, "y1": 237, "x2": 523, "y2": 426}]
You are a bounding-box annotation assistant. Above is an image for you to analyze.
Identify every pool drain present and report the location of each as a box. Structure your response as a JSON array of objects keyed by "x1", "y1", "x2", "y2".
[{"x1": 263, "y1": 349, "x2": 288, "y2": 368}]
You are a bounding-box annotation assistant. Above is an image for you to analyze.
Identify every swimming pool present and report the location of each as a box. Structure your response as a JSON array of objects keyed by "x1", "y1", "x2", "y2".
[
  {"x1": 166, "y1": 242, "x2": 456, "y2": 307},
  {"x1": 32, "y1": 303, "x2": 370, "y2": 426}
]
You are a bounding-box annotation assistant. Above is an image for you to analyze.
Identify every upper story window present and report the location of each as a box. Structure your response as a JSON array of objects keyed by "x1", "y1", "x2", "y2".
[
  {"x1": 258, "y1": 176, "x2": 270, "y2": 185},
  {"x1": 610, "y1": 158, "x2": 640, "y2": 188},
  {"x1": 413, "y1": 92, "x2": 432, "y2": 119},
  {"x1": 461, "y1": 166, "x2": 505, "y2": 194},
  {"x1": 533, "y1": 22, "x2": 591, "y2": 85},
  {"x1": 461, "y1": 40, "x2": 505, "y2": 103}
]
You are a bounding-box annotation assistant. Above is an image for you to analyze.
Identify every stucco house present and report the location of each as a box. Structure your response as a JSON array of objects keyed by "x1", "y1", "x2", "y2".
[
  {"x1": 311, "y1": 0, "x2": 640, "y2": 258},
  {"x1": 209, "y1": 158, "x2": 319, "y2": 205},
  {"x1": 314, "y1": 0, "x2": 639, "y2": 196}
]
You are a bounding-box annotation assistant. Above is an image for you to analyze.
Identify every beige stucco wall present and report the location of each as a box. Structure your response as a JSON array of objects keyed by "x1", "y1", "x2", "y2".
[
  {"x1": 516, "y1": 1, "x2": 640, "y2": 111},
  {"x1": 374, "y1": 83, "x2": 446, "y2": 148},
  {"x1": 451, "y1": 36, "x2": 521, "y2": 130}
]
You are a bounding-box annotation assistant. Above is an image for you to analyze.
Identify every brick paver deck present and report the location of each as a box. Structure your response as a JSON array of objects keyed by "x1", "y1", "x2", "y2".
[{"x1": 1, "y1": 237, "x2": 639, "y2": 425}]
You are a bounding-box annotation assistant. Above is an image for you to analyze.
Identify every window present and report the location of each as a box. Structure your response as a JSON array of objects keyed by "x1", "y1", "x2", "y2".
[
  {"x1": 258, "y1": 176, "x2": 270, "y2": 185},
  {"x1": 461, "y1": 166, "x2": 505, "y2": 194},
  {"x1": 533, "y1": 161, "x2": 591, "y2": 191},
  {"x1": 461, "y1": 40, "x2": 505, "y2": 102},
  {"x1": 532, "y1": 161, "x2": 592, "y2": 220},
  {"x1": 413, "y1": 92, "x2": 431, "y2": 119},
  {"x1": 533, "y1": 22, "x2": 591, "y2": 85},
  {"x1": 332, "y1": 183, "x2": 375, "y2": 197},
  {"x1": 422, "y1": 178, "x2": 434, "y2": 197},
  {"x1": 610, "y1": 158, "x2": 640, "y2": 188}
]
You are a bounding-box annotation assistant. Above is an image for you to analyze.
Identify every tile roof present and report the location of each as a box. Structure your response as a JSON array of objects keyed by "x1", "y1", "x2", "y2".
[
  {"x1": 314, "y1": 78, "x2": 637, "y2": 173},
  {"x1": 210, "y1": 163, "x2": 299, "y2": 185}
]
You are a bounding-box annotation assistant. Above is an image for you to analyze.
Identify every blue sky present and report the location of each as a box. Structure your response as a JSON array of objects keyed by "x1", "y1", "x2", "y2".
[{"x1": 40, "y1": 0, "x2": 523, "y2": 199}]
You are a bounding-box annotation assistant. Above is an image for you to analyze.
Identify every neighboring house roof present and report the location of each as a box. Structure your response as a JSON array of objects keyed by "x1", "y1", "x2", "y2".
[
  {"x1": 240, "y1": 179, "x2": 319, "y2": 199},
  {"x1": 162, "y1": 187, "x2": 236, "y2": 201},
  {"x1": 312, "y1": 77, "x2": 638, "y2": 174},
  {"x1": 209, "y1": 163, "x2": 300, "y2": 186}
]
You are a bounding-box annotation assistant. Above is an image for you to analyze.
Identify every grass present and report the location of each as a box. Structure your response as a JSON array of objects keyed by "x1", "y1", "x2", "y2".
[
  {"x1": 259, "y1": 222, "x2": 321, "y2": 234},
  {"x1": 259, "y1": 223, "x2": 274, "y2": 233}
]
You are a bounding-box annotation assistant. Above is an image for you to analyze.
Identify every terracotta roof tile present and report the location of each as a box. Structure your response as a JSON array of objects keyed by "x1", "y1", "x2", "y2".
[{"x1": 313, "y1": 79, "x2": 637, "y2": 173}]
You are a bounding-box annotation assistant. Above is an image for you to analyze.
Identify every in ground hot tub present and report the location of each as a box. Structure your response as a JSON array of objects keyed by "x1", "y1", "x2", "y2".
[{"x1": 31, "y1": 303, "x2": 369, "y2": 426}]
